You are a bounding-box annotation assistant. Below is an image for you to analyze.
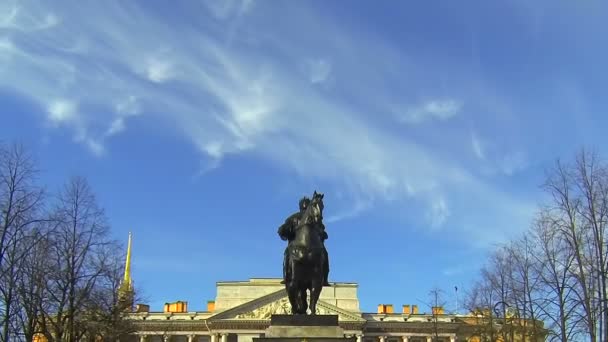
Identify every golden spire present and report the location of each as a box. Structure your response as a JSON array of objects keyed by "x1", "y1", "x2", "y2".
[
  {"x1": 122, "y1": 231, "x2": 133, "y2": 291},
  {"x1": 118, "y1": 232, "x2": 134, "y2": 311}
]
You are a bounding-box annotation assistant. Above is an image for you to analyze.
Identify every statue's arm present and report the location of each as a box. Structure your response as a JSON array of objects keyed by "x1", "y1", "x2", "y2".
[
  {"x1": 278, "y1": 215, "x2": 297, "y2": 240},
  {"x1": 278, "y1": 223, "x2": 290, "y2": 241}
]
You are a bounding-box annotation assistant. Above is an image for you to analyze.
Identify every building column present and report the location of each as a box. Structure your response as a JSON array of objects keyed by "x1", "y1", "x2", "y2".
[
  {"x1": 221, "y1": 333, "x2": 229, "y2": 342},
  {"x1": 356, "y1": 334, "x2": 363, "y2": 342},
  {"x1": 401, "y1": 336, "x2": 409, "y2": 342},
  {"x1": 164, "y1": 335, "x2": 171, "y2": 342},
  {"x1": 426, "y1": 336, "x2": 432, "y2": 342},
  {"x1": 139, "y1": 335, "x2": 147, "y2": 342},
  {"x1": 188, "y1": 335, "x2": 197, "y2": 342},
  {"x1": 379, "y1": 336, "x2": 386, "y2": 342},
  {"x1": 450, "y1": 336, "x2": 456, "y2": 342},
  {"x1": 211, "y1": 334, "x2": 219, "y2": 342}
]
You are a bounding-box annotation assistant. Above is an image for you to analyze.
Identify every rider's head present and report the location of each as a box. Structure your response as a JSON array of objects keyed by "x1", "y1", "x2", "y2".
[{"x1": 299, "y1": 197, "x2": 310, "y2": 212}]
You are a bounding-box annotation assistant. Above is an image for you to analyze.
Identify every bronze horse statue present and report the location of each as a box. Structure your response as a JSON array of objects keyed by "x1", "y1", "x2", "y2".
[{"x1": 282, "y1": 191, "x2": 326, "y2": 314}]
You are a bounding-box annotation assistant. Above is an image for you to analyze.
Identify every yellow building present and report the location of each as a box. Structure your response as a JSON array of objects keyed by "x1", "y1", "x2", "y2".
[
  {"x1": 34, "y1": 234, "x2": 547, "y2": 342},
  {"x1": 35, "y1": 235, "x2": 547, "y2": 342},
  {"x1": 124, "y1": 276, "x2": 546, "y2": 342},
  {"x1": 120, "y1": 235, "x2": 546, "y2": 342},
  {"x1": 32, "y1": 284, "x2": 547, "y2": 342}
]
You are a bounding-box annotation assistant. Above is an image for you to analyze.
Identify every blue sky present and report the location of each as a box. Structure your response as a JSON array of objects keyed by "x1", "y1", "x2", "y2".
[{"x1": 1, "y1": 0, "x2": 608, "y2": 313}]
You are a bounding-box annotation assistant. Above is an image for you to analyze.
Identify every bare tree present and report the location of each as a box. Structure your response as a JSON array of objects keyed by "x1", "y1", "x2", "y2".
[
  {"x1": 573, "y1": 151, "x2": 608, "y2": 341},
  {"x1": 468, "y1": 148, "x2": 608, "y2": 342},
  {"x1": 506, "y1": 235, "x2": 544, "y2": 342},
  {"x1": 0, "y1": 143, "x2": 44, "y2": 341},
  {"x1": 42, "y1": 176, "x2": 113, "y2": 342},
  {"x1": 465, "y1": 277, "x2": 499, "y2": 342},
  {"x1": 541, "y1": 150, "x2": 608, "y2": 342},
  {"x1": 484, "y1": 247, "x2": 515, "y2": 342},
  {"x1": 81, "y1": 242, "x2": 139, "y2": 340},
  {"x1": 467, "y1": 242, "x2": 544, "y2": 342},
  {"x1": 427, "y1": 287, "x2": 447, "y2": 341},
  {"x1": 0, "y1": 143, "x2": 133, "y2": 340},
  {"x1": 14, "y1": 229, "x2": 53, "y2": 342},
  {"x1": 532, "y1": 211, "x2": 581, "y2": 342}
]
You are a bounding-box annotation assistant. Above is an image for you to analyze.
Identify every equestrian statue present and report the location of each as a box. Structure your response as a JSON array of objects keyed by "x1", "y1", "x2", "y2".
[{"x1": 277, "y1": 191, "x2": 330, "y2": 315}]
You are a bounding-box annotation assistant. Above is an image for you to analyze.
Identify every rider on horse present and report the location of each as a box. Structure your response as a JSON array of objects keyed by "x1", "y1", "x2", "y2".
[{"x1": 278, "y1": 196, "x2": 330, "y2": 287}]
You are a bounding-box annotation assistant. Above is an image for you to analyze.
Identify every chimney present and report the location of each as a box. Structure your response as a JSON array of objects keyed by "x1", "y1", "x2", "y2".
[
  {"x1": 412, "y1": 305, "x2": 419, "y2": 314},
  {"x1": 207, "y1": 300, "x2": 215, "y2": 312},
  {"x1": 402, "y1": 305, "x2": 411, "y2": 314},
  {"x1": 135, "y1": 304, "x2": 150, "y2": 313},
  {"x1": 164, "y1": 301, "x2": 188, "y2": 313},
  {"x1": 432, "y1": 306, "x2": 445, "y2": 315},
  {"x1": 377, "y1": 304, "x2": 394, "y2": 314}
]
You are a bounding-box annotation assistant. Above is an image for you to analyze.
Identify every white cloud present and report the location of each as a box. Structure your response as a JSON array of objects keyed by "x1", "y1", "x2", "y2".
[
  {"x1": 427, "y1": 196, "x2": 450, "y2": 229},
  {"x1": 106, "y1": 96, "x2": 141, "y2": 136},
  {"x1": 0, "y1": 3, "x2": 18, "y2": 28},
  {"x1": 326, "y1": 198, "x2": 371, "y2": 223},
  {"x1": 0, "y1": 1, "x2": 536, "y2": 241},
  {"x1": 204, "y1": 0, "x2": 254, "y2": 20},
  {"x1": 115, "y1": 95, "x2": 140, "y2": 116},
  {"x1": 47, "y1": 99, "x2": 77, "y2": 124},
  {"x1": 0, "y1": 1, "x2": 59, "y2": 31},
  {"x1": 0, "y1": 37, "x2": 14, "y2": 51},
  {"x1": 145, "y1": 57, "x2": 175, "y2": 83},
  {"x1": 471, "y1": 133, "x2": 485, "y2": 159},
  {"x1": 84, "y1": 138, "x2": 105, "y2": 156},
  {"x1": 106, "y1": 118, "x2": 125, "y2": 136},
  {"x1": 307, "y1": 59, "x2": 332, "y2": 85},
  {"x1": 204, "y1": 141, "x2": 225, "y2": 159},
  {"x1": 400, "y1": 99, "x2": 463, "y2": 124},
  {"x1": 500, "y1": 151, "x2": 528, "y2": 176}
]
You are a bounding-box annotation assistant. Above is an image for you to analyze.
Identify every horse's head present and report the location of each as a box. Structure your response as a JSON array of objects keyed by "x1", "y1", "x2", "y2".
[{"x1": 309, "y1": 191, "x2": 324, "y2": 222}]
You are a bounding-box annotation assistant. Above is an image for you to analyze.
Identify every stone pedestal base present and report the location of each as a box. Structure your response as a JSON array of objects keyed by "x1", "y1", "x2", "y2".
[{"x1": 254, "y1": 315, "x2": 355, "y2": 342}]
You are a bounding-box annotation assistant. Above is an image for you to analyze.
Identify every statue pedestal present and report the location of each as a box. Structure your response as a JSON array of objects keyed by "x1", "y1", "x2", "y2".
[{"x1": 254, "y1": 315, "x2": 355, "y2": 342}]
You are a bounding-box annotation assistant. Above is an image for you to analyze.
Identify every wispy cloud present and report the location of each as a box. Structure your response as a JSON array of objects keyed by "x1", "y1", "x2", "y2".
[
  {"x1": 500, "y1": 151, "x2": 528, "y2": 176},
  {"x1": 144, "y1": 55, "x2": 176, "y2": 83},
  {"x1": 0, "y1": 1, "x2": 536, "y2": 239},
  {"x1": 326, "y1": 198, "x2": 372, "y2": 224},
  {"x1": 427, "y1": 196, "x2": 450, "y2": 229},
  {"x1": 204, "y1": 0, "x2": 254, "y2": 20},
  {"x1": 47, "y1": 99, "x2": 77, "y2": 124},
  {"x1": 306, "y1": 58, "x2": 332, "y2": 85},
  {"x1": 469, "y1": 130, "x2": 528, "y2": 177},
  {"x1": 471, "y1": 132, "x2": 485, "y2": 160},
  {"x1": 399, "y1": 99, "x2": 463, "y2": 124}
]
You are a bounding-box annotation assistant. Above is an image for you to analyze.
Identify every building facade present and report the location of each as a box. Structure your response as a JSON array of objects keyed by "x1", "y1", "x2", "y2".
[{"x1": 126, "y1": 278, "x2": 546, "y2": 342}]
